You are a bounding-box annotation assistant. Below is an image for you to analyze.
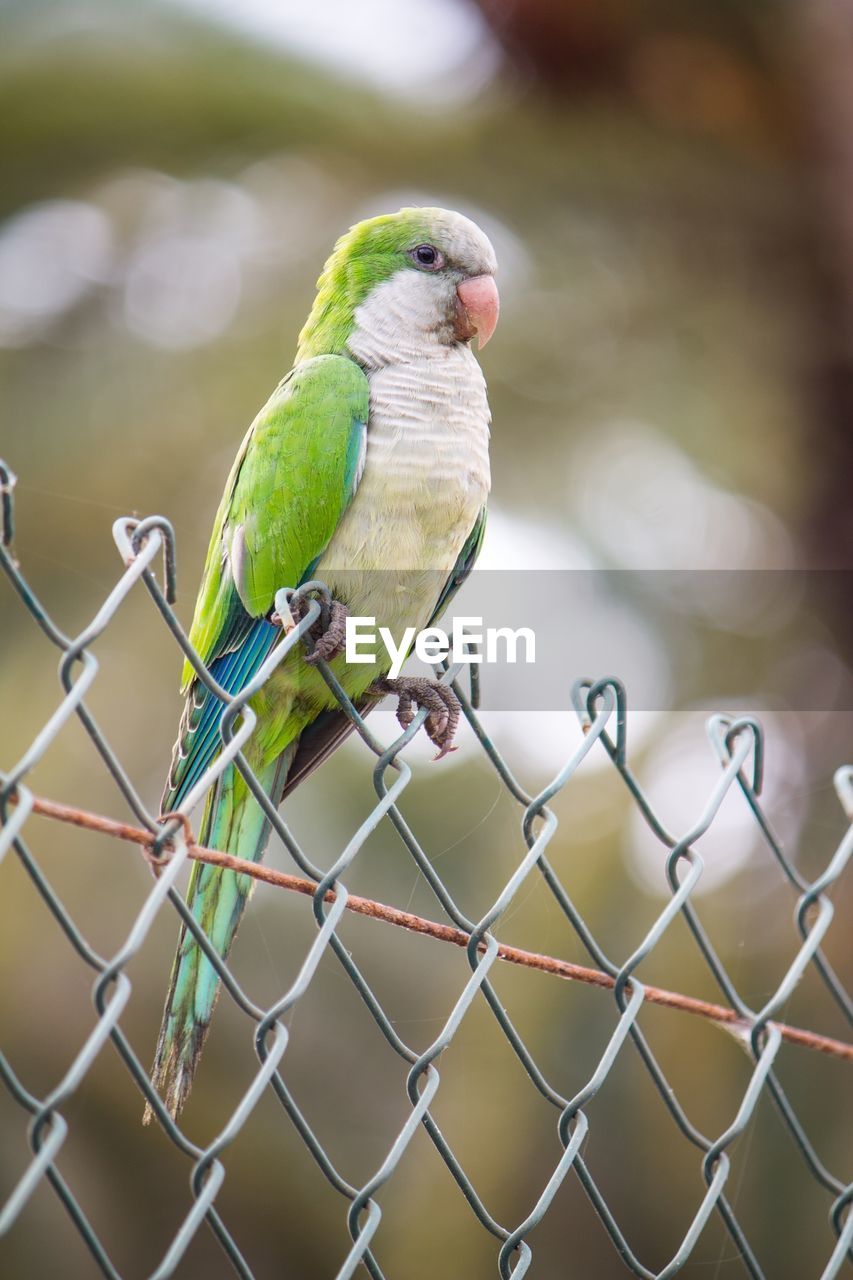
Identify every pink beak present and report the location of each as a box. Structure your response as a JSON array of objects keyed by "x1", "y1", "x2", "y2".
[{"x1": 455, "y1": 274, "x2": 500, "y2": 348}]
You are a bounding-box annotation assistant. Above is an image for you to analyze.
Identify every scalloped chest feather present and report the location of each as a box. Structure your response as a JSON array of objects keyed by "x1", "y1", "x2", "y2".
[{"x1": 316, "y1": 343, "x2": 491, "y2": 632}]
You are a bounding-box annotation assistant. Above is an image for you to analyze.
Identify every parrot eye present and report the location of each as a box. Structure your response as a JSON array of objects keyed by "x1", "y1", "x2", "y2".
[{"x1": 411, "y1": 244, "x2": 445, "y2": 270}]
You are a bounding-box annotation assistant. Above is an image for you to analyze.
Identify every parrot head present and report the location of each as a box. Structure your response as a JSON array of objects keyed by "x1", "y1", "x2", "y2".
[{"x1": 296, "y1": 206, "x2": 499, "y2": 364}]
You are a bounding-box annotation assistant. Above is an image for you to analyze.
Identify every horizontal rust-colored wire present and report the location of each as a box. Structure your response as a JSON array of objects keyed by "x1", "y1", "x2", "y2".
[{"x1": 15, "y1": 789, "x2": 853, "y2": 1064}]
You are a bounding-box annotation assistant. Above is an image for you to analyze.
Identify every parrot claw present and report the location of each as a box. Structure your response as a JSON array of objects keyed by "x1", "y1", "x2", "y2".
[
  {"x1": 287, "y1": 595, "x2": 349, "y2": 664},
  {"x1": 375, "y1": 676, "x2": 461, "y2": 757}
]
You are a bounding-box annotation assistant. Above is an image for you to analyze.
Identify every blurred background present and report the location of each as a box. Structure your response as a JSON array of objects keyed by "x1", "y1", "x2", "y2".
[{"x1": 1, "y1": 1, "x2": 851, "y2": 1276}]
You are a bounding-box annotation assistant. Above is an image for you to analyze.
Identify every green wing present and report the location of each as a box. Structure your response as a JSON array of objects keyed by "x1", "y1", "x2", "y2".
[
  {"x1": 164, "y1": 354, "x2": 368, "y2": 812},
  {"x1": 183, "y1": 354, "x2": 368, "y2": 685},
  {"x1": 428, "y1": 505, "x2": 487, "y2": 626}
]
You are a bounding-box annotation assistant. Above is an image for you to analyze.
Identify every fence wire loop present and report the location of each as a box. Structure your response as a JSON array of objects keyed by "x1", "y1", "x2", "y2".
[
  {"x1": 0, "y1": 459, "x2": 16, "y2": 548},
  {"x1": 1, "y1": 466, "x2": 851, "y2": 1280},
  {"x1": 836, "y1": 765, "x2": 853, "y2": 820},
  {"x1": 147, "y1": 810, "x2": 196, "y2": 873},
  {"x1": 571, "y1": 674, "x2": 628, "y2": 765},
  {"x1": 114, "y1": 515, "x2": 178, "y2": 604},
  {"x1": 707, "y1": 713, "x2": 765, "y2": 796}
]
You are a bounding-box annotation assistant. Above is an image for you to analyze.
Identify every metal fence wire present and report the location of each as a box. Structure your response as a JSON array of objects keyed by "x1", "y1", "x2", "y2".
[{"x1": 0, "y1": 455, "x2": 851, "y2": 1280}]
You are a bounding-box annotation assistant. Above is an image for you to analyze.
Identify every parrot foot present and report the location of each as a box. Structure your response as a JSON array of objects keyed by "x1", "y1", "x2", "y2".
[
  {"x1": 375, "y1": 676, "x2": 461, "y2": 760},
  {"x1": 283, "y1": 595, "x2": 349, "y2": 664}
]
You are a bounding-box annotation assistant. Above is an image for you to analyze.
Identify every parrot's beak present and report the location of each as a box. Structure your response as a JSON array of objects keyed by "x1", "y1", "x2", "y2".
[{"x1": 455, "y1": 275, "x2": 500, "y2": 349}]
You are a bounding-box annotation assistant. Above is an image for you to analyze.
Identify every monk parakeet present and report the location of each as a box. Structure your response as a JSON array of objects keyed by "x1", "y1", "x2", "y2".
[{"x1": 145, "y1": 206, "x2": 498, "y2": 1122}]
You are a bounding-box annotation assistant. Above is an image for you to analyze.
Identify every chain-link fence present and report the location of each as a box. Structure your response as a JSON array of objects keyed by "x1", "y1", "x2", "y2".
[{"x1": 1, "y1": 456, "x2": 851, "y2": 1279}]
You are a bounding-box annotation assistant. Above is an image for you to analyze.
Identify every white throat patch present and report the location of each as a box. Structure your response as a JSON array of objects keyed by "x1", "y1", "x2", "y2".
[{"x1": 347, "y1": 269, "x2": 453, "y2": 369}]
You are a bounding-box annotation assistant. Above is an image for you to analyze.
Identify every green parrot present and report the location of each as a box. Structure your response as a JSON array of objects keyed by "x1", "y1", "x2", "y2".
[{"x1": 145, "y1": 206, "x2": 499, "y2": 1122}]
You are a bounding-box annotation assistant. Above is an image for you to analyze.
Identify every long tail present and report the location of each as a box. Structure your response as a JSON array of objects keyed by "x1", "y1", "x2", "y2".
[{"x1": 143, "y1": 750, "x2": 293, "y2": 1124}]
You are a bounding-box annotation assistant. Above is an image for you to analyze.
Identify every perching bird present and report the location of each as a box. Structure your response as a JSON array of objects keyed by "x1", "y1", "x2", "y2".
[{"x1": 145, "y1": 207, "x2": 498, "y2": 1122}]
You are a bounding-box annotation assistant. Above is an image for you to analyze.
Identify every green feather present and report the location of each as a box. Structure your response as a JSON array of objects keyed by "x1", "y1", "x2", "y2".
[
  {"x1": 144, "y1": 749, "x2": 294, "y2": 1124},
  {"x1": 181, "y1": 354, "x2": 368, "y2": 690}
]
